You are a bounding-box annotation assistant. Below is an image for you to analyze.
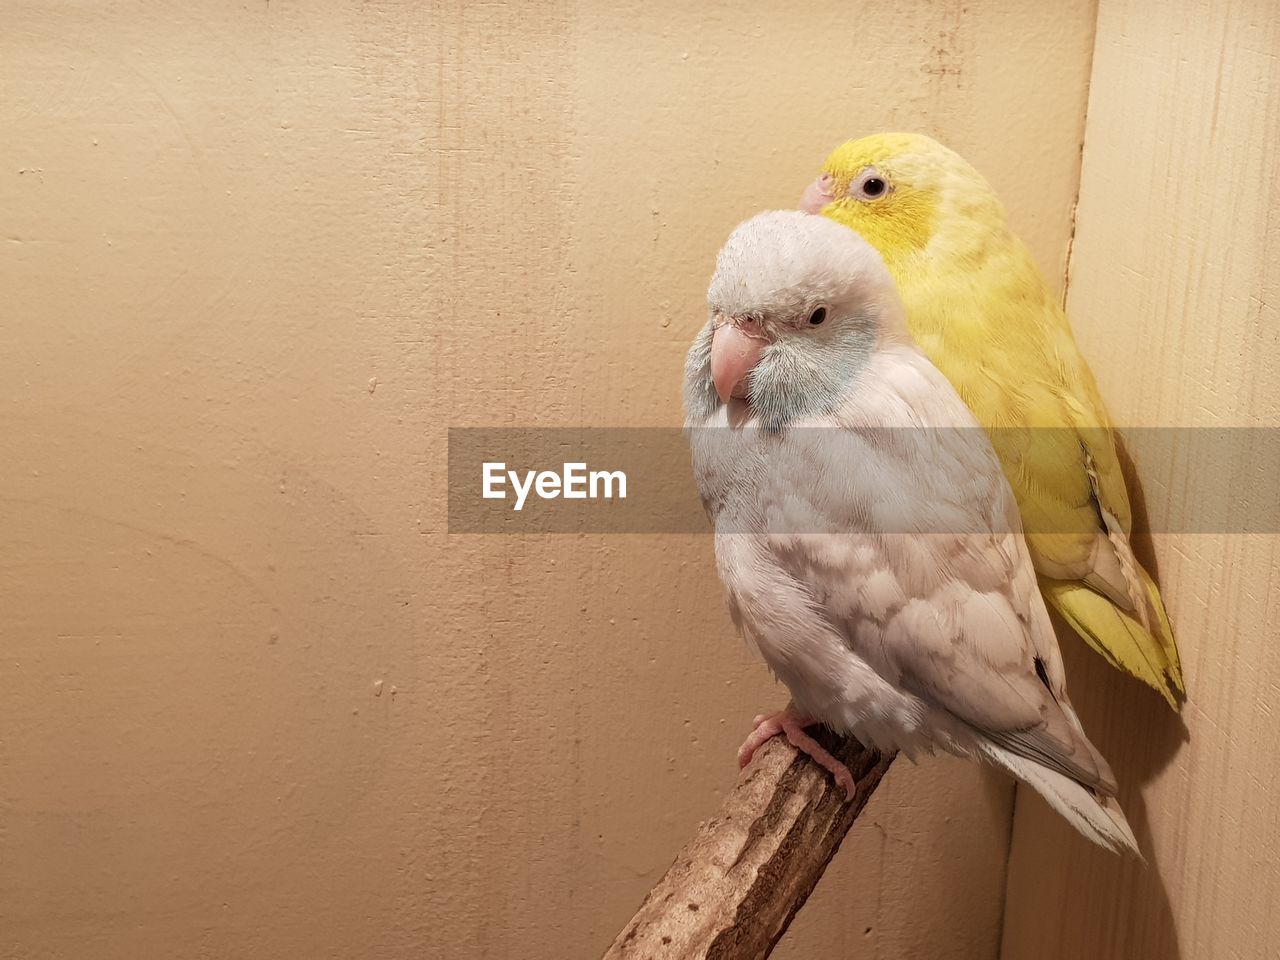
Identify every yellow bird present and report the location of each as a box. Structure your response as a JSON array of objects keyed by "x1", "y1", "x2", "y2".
[{"x1": 802, "y1": 133, "x2": 1182, "y2": 706}]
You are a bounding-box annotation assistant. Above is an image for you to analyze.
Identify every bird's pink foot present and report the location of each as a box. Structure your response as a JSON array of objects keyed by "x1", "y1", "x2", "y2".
[{"x1": 736, "y1": 708, "x2": 857, "y2": 800}]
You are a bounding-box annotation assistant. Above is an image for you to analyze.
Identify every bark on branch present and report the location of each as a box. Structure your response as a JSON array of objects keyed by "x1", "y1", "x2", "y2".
[{"x1": 602, "y1": 730, "x2": 896, "y2": 960}]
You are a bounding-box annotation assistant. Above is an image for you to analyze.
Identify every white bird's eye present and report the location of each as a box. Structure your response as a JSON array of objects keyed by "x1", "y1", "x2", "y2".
[
  {"x1": 850, "y1": 167, "x2": 890, "y2": 201},
  {"x1": 808, "y1": 306, "x2": 828, "y2": 326}
]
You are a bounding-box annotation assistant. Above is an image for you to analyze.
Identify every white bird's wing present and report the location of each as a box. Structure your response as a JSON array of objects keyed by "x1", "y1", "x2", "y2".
[
  {"x1": 880, "y1": 534, "x2": 1118, "y2": 795},
  {"x1": 797, "y1": 346, "x2": 1119, "y2": 794}
]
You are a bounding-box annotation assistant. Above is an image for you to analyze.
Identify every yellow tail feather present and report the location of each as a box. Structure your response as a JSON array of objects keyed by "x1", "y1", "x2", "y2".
[
  {"x1": 1041, "y1": 577, "x2": 1182, "y2": 708},
  {"x1": 1138, "y1": 565, "x2": 1184, "y2": 693}
]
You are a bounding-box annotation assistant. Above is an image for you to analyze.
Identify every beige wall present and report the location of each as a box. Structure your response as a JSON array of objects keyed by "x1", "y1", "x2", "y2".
[
  {"x1": 1001, "y1": 1, "x2": 1280, "y2": 958},
  {"x1": 0, "y1": 3, "x2": 1099, "y2": 958}
]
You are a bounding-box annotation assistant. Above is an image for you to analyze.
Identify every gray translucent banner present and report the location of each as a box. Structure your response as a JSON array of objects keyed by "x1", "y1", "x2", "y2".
[{"x1": 447, "y1": 427, "x2": 1280, "y2": 534}]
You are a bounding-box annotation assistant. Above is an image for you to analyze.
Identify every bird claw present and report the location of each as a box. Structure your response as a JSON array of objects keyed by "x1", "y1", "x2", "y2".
[{"x1": 736, "y1": 707, "x2": 857, "y2": 800}]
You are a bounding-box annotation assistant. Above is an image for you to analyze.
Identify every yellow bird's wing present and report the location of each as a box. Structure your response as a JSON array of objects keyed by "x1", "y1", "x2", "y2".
[
  {"x1": 900, "y1": 240, "x2": 1183, "y2": 705},
  {"x1": 1041, "y1": 382, "x2": 1184, "y2": 705}
]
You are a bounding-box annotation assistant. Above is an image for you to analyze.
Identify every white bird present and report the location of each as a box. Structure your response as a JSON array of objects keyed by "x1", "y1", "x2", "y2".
[{"x1": 684, "y1": 210, "x2": 1139, "y2": 855}]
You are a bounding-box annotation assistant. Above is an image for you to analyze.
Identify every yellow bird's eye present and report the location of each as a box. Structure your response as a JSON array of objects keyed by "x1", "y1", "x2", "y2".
[{"x1": 850, "y1": 167, "x2": 890, "y2": 201}]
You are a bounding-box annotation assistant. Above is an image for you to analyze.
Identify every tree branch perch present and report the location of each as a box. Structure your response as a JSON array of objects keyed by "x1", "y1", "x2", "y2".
[{"x1": 603, "y1": 730, "x2": 896, "y2": 960}]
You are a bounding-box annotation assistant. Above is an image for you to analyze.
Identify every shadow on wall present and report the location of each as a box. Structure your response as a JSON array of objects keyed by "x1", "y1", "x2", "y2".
[{"x1": 1005, "y1": 436, "x2": 1188, "y2": 960}]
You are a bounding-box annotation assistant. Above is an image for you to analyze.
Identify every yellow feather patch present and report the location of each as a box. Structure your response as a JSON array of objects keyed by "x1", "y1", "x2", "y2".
[{"x1": 1042, "y1": 578, "x2": 1180, "y2": 707}]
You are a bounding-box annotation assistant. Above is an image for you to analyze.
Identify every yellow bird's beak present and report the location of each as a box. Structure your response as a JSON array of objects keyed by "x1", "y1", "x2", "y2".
[{"x1": 800, "y1": 172, "x2": 836, "y2": 213}]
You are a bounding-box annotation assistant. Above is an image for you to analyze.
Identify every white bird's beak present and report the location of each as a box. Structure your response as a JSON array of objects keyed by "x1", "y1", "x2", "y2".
[{"x1": 710, "y1": 317, "x2": 769, "y2": 403}]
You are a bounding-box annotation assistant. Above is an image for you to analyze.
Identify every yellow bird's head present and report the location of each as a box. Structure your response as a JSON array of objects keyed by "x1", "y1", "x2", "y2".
[{"x1": 801, "y1": 133, "x2": 1006, "y2": 269}]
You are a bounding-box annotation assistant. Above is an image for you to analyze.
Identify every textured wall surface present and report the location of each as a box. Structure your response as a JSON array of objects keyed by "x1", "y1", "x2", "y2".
[
  {"x1": 1001, "y1": 1, "x2": 1280, "y2": 958},
  {"x1": 1, "y1": 2, "x2": 1096, "y2": 958}
]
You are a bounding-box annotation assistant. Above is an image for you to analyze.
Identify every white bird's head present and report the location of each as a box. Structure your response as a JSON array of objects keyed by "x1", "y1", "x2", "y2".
[{"x1": 685, "y1": 210, "x2": 907, "y2": 430}]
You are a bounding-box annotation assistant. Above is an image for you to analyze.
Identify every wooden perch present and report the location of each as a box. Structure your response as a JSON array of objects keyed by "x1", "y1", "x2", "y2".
[{"x1": 603, "y1": 730, "x2": 896, "y2": 960}]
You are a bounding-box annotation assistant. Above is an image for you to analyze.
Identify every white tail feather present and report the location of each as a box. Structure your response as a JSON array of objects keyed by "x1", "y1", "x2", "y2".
[{"x1": 980, "y1": 741, "x2": 1142, "y2": 858}]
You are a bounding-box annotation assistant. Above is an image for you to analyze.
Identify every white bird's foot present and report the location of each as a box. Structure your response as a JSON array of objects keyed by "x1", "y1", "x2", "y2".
[{"x1": 736, "y1": 708, "x2": 857, "y2": 800}]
